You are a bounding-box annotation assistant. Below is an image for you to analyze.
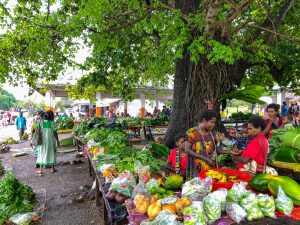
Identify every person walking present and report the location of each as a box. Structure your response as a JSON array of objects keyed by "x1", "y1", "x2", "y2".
[
  {"x1": 36, "y1": 110, "x2": 60, "y2": 176},
  {"x1": 16, "y1": 112, "x2": 27, "y2": 141}
]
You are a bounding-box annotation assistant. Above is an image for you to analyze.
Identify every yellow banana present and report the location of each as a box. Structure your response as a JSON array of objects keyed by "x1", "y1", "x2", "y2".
[{"x1": 219, "y1": 174, "x2": 227, "y2": 182}]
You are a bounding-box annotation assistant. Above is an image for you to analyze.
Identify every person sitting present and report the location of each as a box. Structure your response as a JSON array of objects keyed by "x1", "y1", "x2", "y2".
[
  {"x1": 282, "y1": 114, "x2": 294, "y2": 127},
  {"x1": 233, "y1": 117, "x2": 269, "y2": 176},
  {"x1": 263, "y1": 103, "x2": 282, "y2": 138},
  {"x1": 233, "y1": 123, "x2": 250, "y2": 153},
  {"x1": 165, "y1": 134, "x2": 187, "y2": 176}
]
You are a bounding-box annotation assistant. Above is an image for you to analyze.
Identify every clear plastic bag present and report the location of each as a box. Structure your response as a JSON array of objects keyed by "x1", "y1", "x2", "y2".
[
  {"x1": 183, "y1": 201, "x2": 207, "y2": 225},
  {"x1": 109, "y1": 170, "x2": 136, "y2": 197},
  {"x1": 203, "y1": 192, "x2": 222, "y2": 224},
  {"x1": 98, "y1": 164, "x2": 115, "y2": 173},
  {"x1": 132, "y1": 180, "x2": 147, "y2": 198},
  {"x1": 240, "y1": 193, "x2": 264, "y2": 221},
  {"x1": 211, "y1": 188, "x2": 227, "y2": 212},
  {"x1": 226, "y1": 202, "x2": 247, "y2": 224},
  {"x1": 275, "y1": 185, "x2": 294, "y2": 216},
  {"x1": 135, "y1": 161, "x2": 151, "y2": 184},
  {"x1": 182, "y1": 177, "x2": 212, "y2": 201},
  {"x1": 227, "y1": 182, "x2": 249, "y2": 202},
  {"x1": 9, "y1": 212, "x2": 39, "y2": 225},
  {"x1": 256, "y1": 194, "x2": 276, "y2": 218},
  {"x1": 145, "y1": 178, "x2": 159, "y2": 194},
  {"x1": 140, "y1": 211, "x2": 182, "y2": 225}
]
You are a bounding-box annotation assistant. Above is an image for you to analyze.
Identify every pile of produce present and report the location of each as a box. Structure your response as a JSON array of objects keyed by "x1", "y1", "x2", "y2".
[
  {"x1": 56, "y1": 117, "x2": 74, "y2": 130},
  {"x1": 228, "y1": 112, "x2": 254, "y2": 122},
  {"x1": 205, "y1": 170, "x2": 240, "y2": 183},
  {"x1": 0, "y1": 137, "x2": 18, "y2": 145},
  {"x1": 73, "y1": 120, "x2": 90, "y2": 136},
  {"x1": 143, "y1": 117, "x2": 169, "y2": 126},
  {"x1": 269, "y1": 127, "x2": 300, "y2": 163},
  {"x1": 0, "y1": 172, "x2": 36, "y2": 224}
]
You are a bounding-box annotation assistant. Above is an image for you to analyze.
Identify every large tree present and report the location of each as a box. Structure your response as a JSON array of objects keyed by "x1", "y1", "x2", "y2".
[
  {"x1": 0, "y1": 87, "x2": 19, "y2": 110},
  {"x1": 1, "y1": 0, "x2": 299, "y2": 146}
]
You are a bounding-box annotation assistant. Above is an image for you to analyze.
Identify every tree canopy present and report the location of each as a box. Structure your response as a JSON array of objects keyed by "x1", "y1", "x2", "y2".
[
  {"x1": 0, "y1": 86, "x2": 19, "y2": 110},
  {"x1": 1, "y1": 0, "x2": 299, "y2": 93}
]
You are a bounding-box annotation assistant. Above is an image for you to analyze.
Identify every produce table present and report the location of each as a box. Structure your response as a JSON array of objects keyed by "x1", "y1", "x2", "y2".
[
  {"x1": 270, "y1": 161, "x2": 300, "y2": 181},
  {"x1": 87, "y1": 154, "x2": 127, "y2": 225},
  {"x1": 143, "y1": 125, "x2": 168, "y2": 140}
]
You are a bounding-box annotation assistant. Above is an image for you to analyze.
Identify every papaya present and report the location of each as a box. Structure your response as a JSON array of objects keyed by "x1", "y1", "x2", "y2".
[
  {"x1": 248, "y1": 173, "x2": 274, "y2": 193},
  {"x1": 165, "y1": 174, "x2": 184, "y2": 190},
  {"x1": 268, "y1": 175, "x2": 300, "y2": 206}
]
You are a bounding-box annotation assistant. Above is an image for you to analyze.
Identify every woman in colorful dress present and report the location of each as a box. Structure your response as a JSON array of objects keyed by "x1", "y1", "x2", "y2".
[
  {"x1": 36, "y1": 110, "x2": 60, "y2": 176},
  {"x1": 185, "y1": 110, "x2": 234, "y2": 179},
  {"x1": 165, "y1": 134, "x2": 187, "y2": 177}
]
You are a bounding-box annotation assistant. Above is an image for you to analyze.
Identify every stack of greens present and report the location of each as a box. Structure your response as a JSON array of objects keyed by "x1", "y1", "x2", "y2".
[
  {"x1": 73, "y1": 120, "x2": 90, "y2": 136},
  {"x1": 268, "y1": 126, "x2": 299, "y2": 163},
  {"x1": 0, "y1": 172, "x2": 36, "y2": 224},
  {"x1": 57, "y1": 117, "x2": 75, "y2": 130}
]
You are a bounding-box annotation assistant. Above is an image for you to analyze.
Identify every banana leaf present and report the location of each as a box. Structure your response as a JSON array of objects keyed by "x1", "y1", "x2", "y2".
[
  {"x1": 283, "y1": 131, "x2": 300, "y2": 151},
  {"x1": 274, "y1": 147, "x2": 300, "y2": 163},
  {"x1": 222, "y1": 85, "x2": 266, "y2": 104}
]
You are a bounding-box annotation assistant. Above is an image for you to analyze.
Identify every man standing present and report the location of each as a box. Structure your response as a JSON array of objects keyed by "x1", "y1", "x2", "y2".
[
  {"x1": 16, "y1": 112, "x2": 27, "y2": 141},
  {"x1": 281, "y1": 101, "x2": 288, "y2": 117}
]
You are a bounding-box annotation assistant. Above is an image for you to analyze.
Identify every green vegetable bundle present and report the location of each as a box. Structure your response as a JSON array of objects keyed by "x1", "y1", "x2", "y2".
[
  {"x1": 0, "y1": 172, "x2": 36, "y2": 224},
  {"x1": 283, "y1": 130, "x2": 300, "y2": 151},
  {"x1": 57, "y1": 117, "x2": 74, "y2": 130},
  {"x1": 274, "y1": 146, "x2": 300, "y2": 163},
  {"x1": 73, "y1": 120, "x2": 90, "y2": 136}
]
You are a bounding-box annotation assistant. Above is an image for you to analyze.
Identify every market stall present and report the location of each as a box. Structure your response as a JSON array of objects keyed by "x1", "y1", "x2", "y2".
[{"x1": 75, "y1": 116, "x2": 300, "y2": 225}]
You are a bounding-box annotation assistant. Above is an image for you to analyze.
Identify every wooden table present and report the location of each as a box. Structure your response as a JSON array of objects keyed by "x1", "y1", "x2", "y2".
[{"x1": 87, "y1": 154, "x2": 127, "y2": 225}]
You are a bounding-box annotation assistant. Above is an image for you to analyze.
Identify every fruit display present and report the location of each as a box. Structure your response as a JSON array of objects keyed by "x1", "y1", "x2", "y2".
[
  {"x1": 248, "y1": 173, "x2": 274, "y2": 193},
  {"x1": 205, "y1": 170, "x2": 240, "y2": 183},
  {"x1": 275, "y1": 186, "x2": 294, "y2": 216},
  {"x1": 164, "y1": 174, "x2": 184, "y2": 190}
]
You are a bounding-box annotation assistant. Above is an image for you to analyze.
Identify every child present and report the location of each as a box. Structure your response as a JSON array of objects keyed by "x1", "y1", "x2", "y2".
[
  {"x1": 282, "y1": 114, "x2": 294, "y2": 127},
  {"x1": 165, "y1": 134, "x2": 187, "y2": 176},
  {"x1": 233, "y1": 123, "x2": 250, "y2": 153}
]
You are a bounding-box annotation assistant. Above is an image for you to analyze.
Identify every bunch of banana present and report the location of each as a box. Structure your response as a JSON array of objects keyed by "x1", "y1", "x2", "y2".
[{"x1": 205, "y1": 170, "x2": 240, "y2": 183}]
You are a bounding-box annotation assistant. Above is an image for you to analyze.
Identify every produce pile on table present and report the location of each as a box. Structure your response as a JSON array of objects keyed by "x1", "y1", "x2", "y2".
[
  {"x1": 227, "y1": 112, "x2": 254, "y2": 122},
  {"x1": 56, "y1": 117, "x2": 74, "y2": 130},
  {"x1": 268, "y1": 127, "x2": 300, "y2": 163},
  {"x1": 0, "y1": 172, "x2": 36, "y2": 224}
]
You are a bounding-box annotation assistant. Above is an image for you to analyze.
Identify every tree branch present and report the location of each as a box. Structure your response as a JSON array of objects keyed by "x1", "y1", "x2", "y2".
[
  {"x1": 247, "y1": 0, "x2": 295, "y2": 44},
  {"x1": 265, "y1": 0, "x2": 294, "y2": 43},
  {"x1": 247, "y1": 24, "x2": 300, "y2": 43},
  {"x1": 205, "y1": 0, "x2": 224, "y2": 33}
]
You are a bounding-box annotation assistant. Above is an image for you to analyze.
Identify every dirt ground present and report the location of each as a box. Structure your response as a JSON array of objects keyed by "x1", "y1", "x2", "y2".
[{"x1": 0, "y1": 134, "x2": 103, "y2": 225}]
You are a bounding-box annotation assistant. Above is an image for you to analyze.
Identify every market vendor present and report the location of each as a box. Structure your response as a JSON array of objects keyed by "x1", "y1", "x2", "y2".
[
  {"x1": 263, "y1": 103, "x2": 282, "y2": 138},
  {"x1": 233, "y1": 122, "x2": 250, "y2": 153},
  {"x1": 233, "y1": 116, "x2": 269, "y2": 175},
  {"x1": 165, "y1": 134, "x2": 187, "y2": 176},
  {"x1": 185, "y1": 110, "x2": 235, "y2": 179}
]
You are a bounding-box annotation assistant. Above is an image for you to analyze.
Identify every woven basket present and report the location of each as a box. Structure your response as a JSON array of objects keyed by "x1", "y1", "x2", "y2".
[{"x1": 199, "y1": 168, "x2": 251, "y2": 191}]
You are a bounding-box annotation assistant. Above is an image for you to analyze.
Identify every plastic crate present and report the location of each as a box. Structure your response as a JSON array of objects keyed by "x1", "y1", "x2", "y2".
[{"x1": 199, "y1": 168, "x2": 251, "y2": 191}]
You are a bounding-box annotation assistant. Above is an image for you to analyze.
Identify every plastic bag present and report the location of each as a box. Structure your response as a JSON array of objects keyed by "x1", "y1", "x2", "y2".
[
  {"x1": 256, "y1": 194, "x2": 276, "y2": 218},
  {"x1": 145, "y1": 178, "x2": 159, "y2": 194},
  {"x1": 140, "y1": 211, "x2": 182, "y2": 225},
  {"x1": 132, "y1": 180, "x2": 147, "y2": 198},
  {"x1": 203, "y1": 192, "x2": 222, "y2": 224},
  {"x1": 240, "y1": 193, "x2": 264, "y2": 221},
  {"x1": 182, "y1": 177, "x2": 212, "y2": 201},
  {"x1": 9, "y1": 212, "x2": 39, "y2": 225},
  {"x1": 183, "y1": 201, "x2": 207, "y2": 225},
  {"x1": 227, "y1": 182, "x2": 249, "y2": 202},
  {"x1": 211, "y1": 188, "x2": 227, "y2": 212},
  {"x1": 98, "y1": 164, "x2": 115, "y2": 173},
  {"x1": 109, "y1": 170, "x2": 136, "y2": 197},
  {"x1": 135, "y1": 161, "x2": 151, "y2": 184},
  {"x1": 226, "y1": 202, "x2": 247, "y2": 224},
  {"x1": 275, "y1": 185, "x2": 294, "y2": 216}
]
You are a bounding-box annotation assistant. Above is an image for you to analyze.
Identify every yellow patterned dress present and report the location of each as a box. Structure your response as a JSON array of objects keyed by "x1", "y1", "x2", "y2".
[{"x1": 186, "y1": 127, "x2": 220, "y2": 179}]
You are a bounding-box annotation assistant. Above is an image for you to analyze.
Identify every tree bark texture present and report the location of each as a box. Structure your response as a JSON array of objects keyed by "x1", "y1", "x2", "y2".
[{"x1": 165, "y1": 54, "x2": 249, "y2": 147}]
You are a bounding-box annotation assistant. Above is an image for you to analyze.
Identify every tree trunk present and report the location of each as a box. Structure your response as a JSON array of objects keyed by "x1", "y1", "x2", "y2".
[{"x1": 165, "y1": 54, "x2": 248, "y2": 147}]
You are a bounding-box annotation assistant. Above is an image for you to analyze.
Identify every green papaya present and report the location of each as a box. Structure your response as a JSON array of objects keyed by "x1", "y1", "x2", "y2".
[
  {"x1": 274, "y1": 147, "x2": 300, "y2": 163},
  {"x1": 248, "y1": 173, "x2": 274, "y2": 193},
  {"x1": 268, "y1": 175, "x2": 300, "y2": 206},
  {"x1": 164, "y1": 174, "x2": 184, "y2": 190}
]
